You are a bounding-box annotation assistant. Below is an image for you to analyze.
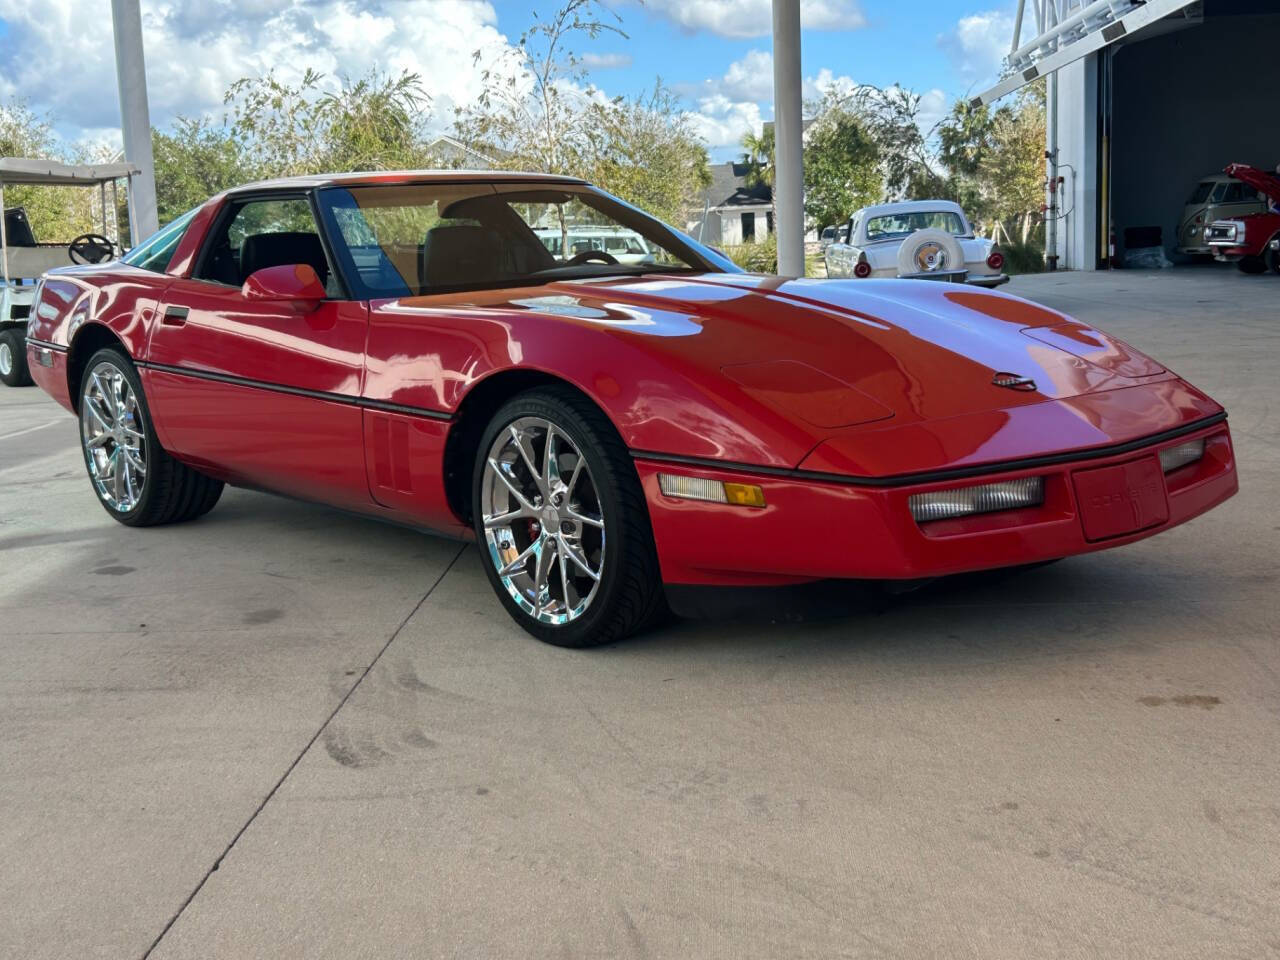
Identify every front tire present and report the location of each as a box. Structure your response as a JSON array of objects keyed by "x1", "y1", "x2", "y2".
[
  {"x1": 78, "y1": 347, "x2": 224, "y2": 526},
  {"x1": 1237, "y1": 255, "x2": 1266, "y2": 275},
  {"x1": 0, "y1": 329, "x2": 33, "y2": 386},
  {"x1": 472, "y1": 387, "x2": 663, "y2": 647}
]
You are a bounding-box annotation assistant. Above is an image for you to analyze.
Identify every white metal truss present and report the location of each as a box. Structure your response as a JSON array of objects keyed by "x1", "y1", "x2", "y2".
[{"x1": 973, "y1": 0, "x2": 1201, "y2": 105}]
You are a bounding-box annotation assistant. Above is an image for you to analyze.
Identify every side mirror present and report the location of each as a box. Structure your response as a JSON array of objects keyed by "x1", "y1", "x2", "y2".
[{"x1": 242, "y1": 264, "x2": 325, "y2": 311}]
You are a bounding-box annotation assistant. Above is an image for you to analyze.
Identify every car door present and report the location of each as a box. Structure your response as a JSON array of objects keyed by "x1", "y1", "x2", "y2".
[{"x1": 144, "y1": 192, "x2": 372, "y2": 509}]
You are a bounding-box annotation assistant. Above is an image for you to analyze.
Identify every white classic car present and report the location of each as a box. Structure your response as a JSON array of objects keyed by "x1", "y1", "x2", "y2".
[{"x1": 824, "y1": 199, "x2": 1008, "y2": 287}]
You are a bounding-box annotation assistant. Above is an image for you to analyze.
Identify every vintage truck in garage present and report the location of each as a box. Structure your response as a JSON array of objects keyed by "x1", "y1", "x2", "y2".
[{"x1": 1206, "y1": 163, "x2": 1280, "y2": 275}]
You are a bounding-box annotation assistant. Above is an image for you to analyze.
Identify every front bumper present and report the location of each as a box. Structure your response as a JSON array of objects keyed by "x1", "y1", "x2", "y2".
[{"x1": 638, "y1": 418, "x2": 1236, "y2": 587}]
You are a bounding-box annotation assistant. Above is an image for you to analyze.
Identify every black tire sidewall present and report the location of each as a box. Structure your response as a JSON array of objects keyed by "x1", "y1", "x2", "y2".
[
  {"x1": 471, "y1": 391, "x2": 639, "y2": 647},
  {"x1": 78, "y1": 348, "x2": 158, "y2": 524}
]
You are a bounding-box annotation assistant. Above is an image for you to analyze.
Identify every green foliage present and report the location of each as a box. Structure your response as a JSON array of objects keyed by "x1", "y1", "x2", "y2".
[
  {"x1": 724, "y1": 234, "x2": 776, "y2": 273},
  {"x1": 224, "y1": 68, "x2": 432, "y2": 180},
  {"x1": 802, "y1": 107, "x2": 880, "y2": 230},
  {"x1": 936, "y1": 80, "x2": 1046, "y2": 243},
  {"x1": 1001, "y1": 238, "x2": 1045, "y2": 275},
  {"x1": 455, "y1": 0, "x2": 623, "y2": 176},
  {"x1": 580, "y1": 84, "x2": 711, "y2": 229},
  {"x1": 152, "y1": 117, "x2": 247, "y2": 224},
  {"x1": 0, "y1": 99, "x2": 99, "y2": 242},
  {"x1": 739, "y1": 125, "x2": 774, "y2": 191},
  {"x1": 455, "y1": 0, "x2": 709, "y2": 226}
]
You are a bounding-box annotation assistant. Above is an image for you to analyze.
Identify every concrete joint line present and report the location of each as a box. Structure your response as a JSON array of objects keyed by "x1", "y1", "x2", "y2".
[{"x1": 139, "y1": 544, "x2": 467, "y2": 959}]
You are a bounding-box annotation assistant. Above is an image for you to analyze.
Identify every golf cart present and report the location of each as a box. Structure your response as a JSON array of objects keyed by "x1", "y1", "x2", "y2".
[{"x1": 1, "y1": 157, "x2": 139, "y2": 386}]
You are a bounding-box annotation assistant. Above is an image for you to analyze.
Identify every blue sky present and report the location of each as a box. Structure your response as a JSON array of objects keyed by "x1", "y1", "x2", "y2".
[{"x1": 0, "y1": 1, "x2": 1015, "y2": 160}]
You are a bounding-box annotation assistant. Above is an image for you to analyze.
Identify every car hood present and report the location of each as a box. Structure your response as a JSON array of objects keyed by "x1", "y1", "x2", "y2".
[
  {"x1": 1225, "y1": 163, "x2": 1280, "y2": 205},
  {"x1": 528, "y1": 273, "x2": 1167, "y2": 419},
  {"x1": 387, "y1": 272, "x2": 1184, "y2": 471}
]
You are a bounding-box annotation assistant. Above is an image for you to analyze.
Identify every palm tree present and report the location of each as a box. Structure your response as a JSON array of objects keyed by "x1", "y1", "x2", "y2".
[{"x1": 739, "y1": 125, "x2": 776, "y2": 238}]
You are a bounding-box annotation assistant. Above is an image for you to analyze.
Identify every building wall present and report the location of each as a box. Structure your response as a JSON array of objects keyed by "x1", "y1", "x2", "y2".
[
  {"x1": 1109, "y1": 10, "x2": 1280, "y2": 261},
  {"x1": 1056, "y1": 56, "x2": 1100, "y2": 271}
]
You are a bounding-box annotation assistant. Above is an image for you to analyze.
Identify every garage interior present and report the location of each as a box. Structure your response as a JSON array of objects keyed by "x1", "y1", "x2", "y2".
[{"x1": 1107, "y1": 0, "x2": 1280, "y2": 265}]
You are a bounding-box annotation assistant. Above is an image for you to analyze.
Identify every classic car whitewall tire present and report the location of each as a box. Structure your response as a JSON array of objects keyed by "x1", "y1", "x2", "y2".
[
  {"x1": 472, "y1": 387, "x2": 664, "y2": 647},
  {"x1": 896, "y1": 228, "x2": 965, "y2": 278},
  {"x1": 78, "y1": 347, "x2": 224, "y2": 526}
]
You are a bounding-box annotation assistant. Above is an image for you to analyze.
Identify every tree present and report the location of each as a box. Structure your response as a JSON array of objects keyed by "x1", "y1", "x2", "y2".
[
  {"x1": 0, "y1": 98, "x2": 97, "y2": 242},
  {"x1": 455, "y1": 0, "x2": 624, "y2": 176},
  {"x1": 456, "y1": 1, "x2": 710, "y2": 230},
  {"x1": 844, "y1": 85, "x2": 945, "y2": 200},
  {"x1": 581, "y1": 84, "x2": 711, "y2": 229},
  {"x1": 935, "y1": 81, "x2": 1045, "y2": 243},
  {"x1": 223, "y1": 69, "x2": 432, "y2": 180},
  {"x1": 739, "y1": 125, "x2": 774, "y2": 194},
  {"x1": 980, "y1": 85, "x2": 1045, "y2": 243},
  {"x1": 152, "y1": 117, "x2": 247, "y2": 223},
  {"x1": 802, "y1": 107, "x2": 880, "y2": 230}
]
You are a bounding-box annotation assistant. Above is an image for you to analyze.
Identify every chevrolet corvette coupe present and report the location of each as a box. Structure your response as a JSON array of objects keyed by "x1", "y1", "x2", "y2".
[{"x1": 26, "y1": 172, "x2": 1237, "y2": 646}]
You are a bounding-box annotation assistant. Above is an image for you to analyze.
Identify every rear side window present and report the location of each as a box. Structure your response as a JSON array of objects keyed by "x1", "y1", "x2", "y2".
[{"x1": 121, "y1": 208, "x2": 198, "y2": 273}]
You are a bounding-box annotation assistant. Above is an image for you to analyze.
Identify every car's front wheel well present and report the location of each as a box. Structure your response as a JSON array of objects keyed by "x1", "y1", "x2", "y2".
[
  {"x1": 67, "y1": 325, "x2": 128, "y2": 411},
  {"x1": 442, "y1": 370, "x2": 617, "y2": 525}
]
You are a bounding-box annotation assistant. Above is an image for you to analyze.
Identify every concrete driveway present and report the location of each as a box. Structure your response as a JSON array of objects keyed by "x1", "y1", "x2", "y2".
[{"x1": 2, "y1": 266, "x2": 1277, "y2": 959}]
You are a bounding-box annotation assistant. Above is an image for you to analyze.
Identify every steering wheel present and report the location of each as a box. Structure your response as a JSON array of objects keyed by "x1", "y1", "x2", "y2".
[
  {"x1": 68, "y1": 234, "x2": 117, "y2": 266},
  {"x1": 564, "y1": 250, "x2": 618, "y2": 266}
]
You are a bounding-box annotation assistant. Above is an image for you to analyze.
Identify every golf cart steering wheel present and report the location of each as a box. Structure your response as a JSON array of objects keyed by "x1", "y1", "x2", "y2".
[
  {"x1": 68, "y1": 233, "x2": 116, "y2": 265},
  {"x1": 564, "y1": 250, "x2": 618, "y2": 266}
]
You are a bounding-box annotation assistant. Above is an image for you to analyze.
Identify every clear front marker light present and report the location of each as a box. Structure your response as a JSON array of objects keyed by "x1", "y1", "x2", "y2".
[
  {"x1": 658, "y1": 473, "x2": 766, "y2": 508},
  {"x1": 909, "y1": 477, "x2": 1044, "y2": 523},
  {"x1": 1158, "y1": 438, "x2": 1205, "y2": 474}
]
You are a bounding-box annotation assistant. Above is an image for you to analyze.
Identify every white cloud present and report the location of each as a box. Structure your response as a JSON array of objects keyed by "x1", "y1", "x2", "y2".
[
  {"x1": 0, "y1": 0, "x2": 515, "y2": 142},
  {"x1": 580, "y1": 52, "x2": 633, "y2": 69},
  {"x1": 623, "y1": 0, "x2": 865, "y2": 39},
  {"x1": 686, "y1": 94, "x2": 763, "y2": 150},
  {"x1": 939, "y1": 9, "x2": 1015, "y2": 86},
  {"x1": 720, "y1": 49, "x2": 774, "y2": 102}
]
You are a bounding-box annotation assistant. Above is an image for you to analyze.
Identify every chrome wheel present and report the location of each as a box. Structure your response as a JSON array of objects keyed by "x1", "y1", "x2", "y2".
[
  {"x1": 480, "y1": 416, "x2": 605, "y2": 625},
  {"x1": 81, "y1": 360, "x2": 147, "y2": 512},
  {"x1": 0, "y1": 339, "x2": 12, "y2": 377}
]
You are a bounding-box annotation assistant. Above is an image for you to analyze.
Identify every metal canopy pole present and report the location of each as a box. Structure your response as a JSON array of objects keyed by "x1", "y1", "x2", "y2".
[
  {"x1": 111, "y1": 0, "x2": 159, "y2": 240},
  {"x1": 771, "y1": 0, "x2": 804, "y2": 278},
  {"x1": 1, "y1": 183, "x2": 8, "y2": 286}
]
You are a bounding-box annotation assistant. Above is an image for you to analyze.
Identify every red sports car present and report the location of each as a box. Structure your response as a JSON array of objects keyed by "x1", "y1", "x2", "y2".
[{"x1": 25, "y1": 171, "x2": 1237, "y2": 646}]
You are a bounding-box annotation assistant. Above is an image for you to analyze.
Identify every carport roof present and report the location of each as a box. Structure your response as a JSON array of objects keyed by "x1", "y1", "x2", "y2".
[{"x1": 0, "y1": 157, "x2": 140, "y2": 186}]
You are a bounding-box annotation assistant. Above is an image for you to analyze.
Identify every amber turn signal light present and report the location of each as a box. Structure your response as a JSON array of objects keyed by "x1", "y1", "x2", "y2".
[{"x1": 658, "y1": 474, "x2": 766, "y2": 508}]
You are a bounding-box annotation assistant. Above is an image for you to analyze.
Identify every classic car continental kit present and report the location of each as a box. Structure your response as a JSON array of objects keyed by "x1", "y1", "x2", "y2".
[{"x1": 27, "y1": 172, "x2": 1237, "y2": 646}]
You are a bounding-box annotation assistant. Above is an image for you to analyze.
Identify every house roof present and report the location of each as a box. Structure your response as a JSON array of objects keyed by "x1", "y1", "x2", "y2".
[{"x1": 697, "y1": 161, "x2": 772, "y2": 211}]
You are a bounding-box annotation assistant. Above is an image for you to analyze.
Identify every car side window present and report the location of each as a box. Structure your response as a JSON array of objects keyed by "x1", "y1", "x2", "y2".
[{"x1": 195, "y1": 196, "x2": 336, "y2": 294}]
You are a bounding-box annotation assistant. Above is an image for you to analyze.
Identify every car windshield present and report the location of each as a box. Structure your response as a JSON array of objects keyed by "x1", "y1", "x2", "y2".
[
  {"x1": 1187, "y1": 181, "x2": 1215, "y2": 205},
  {"x1": 865, "y1": 211, "x2": 966, "y2": 241},
  {"x1": 315, "y1": 181, "x2": 725, "y2": 299},
  {"x1": 121, "y1": 207, "x2": 199, "y2": 273}
]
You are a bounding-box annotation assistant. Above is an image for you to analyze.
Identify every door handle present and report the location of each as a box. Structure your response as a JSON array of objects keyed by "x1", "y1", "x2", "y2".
[{"x1": 162, "y1": 306, "x2": 189, "y2": 326}]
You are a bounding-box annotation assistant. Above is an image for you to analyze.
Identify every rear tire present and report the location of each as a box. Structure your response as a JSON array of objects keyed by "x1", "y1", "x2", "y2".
[
  {"x1": 0, "y1": 329, "x2": 33, "y2": 387},
  {"x1": 78, "y1": 346, "x2": 224, "y2": 526},
  {"x1": 472, "y1": 387, "x2": 664, "y2": 647},
  {"x1": 1266, "y1": 243, "x2": 1280, "y2": 275},
  {"x1": 1237, "y1": 255, "x2": 1266, "y2": 275}
]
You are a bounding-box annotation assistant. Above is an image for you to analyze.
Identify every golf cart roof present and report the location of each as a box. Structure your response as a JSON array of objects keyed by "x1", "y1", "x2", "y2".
[{"x1": 0, "y1": 157, "x2": 139, "y2": 187}]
